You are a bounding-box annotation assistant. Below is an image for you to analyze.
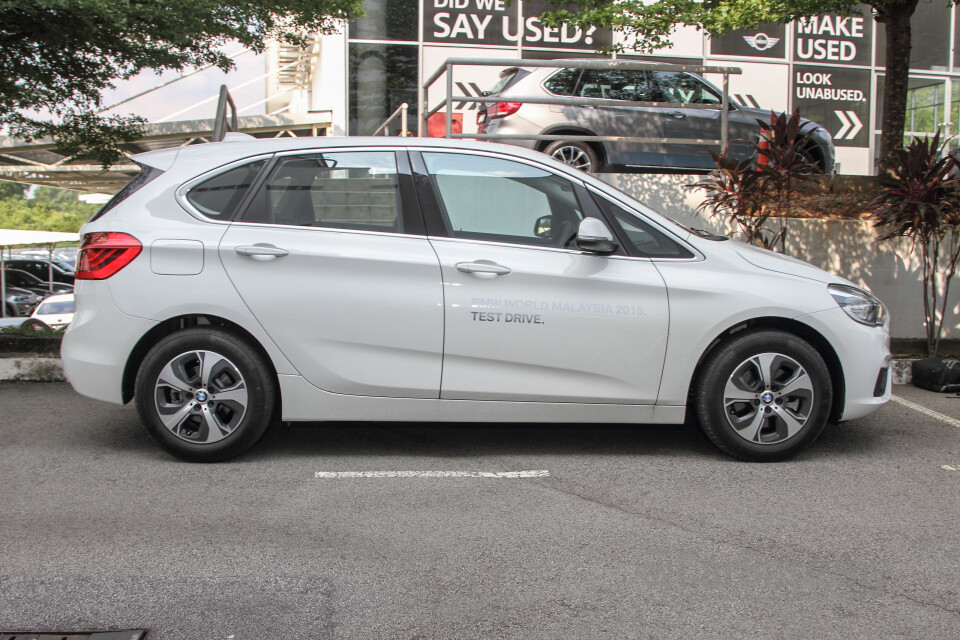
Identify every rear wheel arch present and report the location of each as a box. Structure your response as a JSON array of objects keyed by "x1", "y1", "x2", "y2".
[
  {"x1": 688, "y1": 317, "x2": 845, "y2": 424},
  {"x1": 122, "y1": 314, "x2": 281, "y2": 419}
]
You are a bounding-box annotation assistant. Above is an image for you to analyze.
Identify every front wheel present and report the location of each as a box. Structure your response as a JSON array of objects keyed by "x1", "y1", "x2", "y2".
[
  {"x1": 693, "y1": 330, "x2": 833, "y2": 462},
  {"x1": 134, "y1": 327, "x2": 276, "y2": 462},
  {"x1": 544, "y1": 140, "x2": 601, "y2": 173}
]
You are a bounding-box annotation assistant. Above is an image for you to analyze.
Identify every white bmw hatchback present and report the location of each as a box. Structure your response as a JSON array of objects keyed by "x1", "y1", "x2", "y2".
[{"x1": 62, "y1": 136, "x2": 890, "y2": 462}]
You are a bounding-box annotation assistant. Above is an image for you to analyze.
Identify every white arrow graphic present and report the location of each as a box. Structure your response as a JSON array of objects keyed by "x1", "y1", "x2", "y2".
[
  {"x1": 845, "y1": 111, "x2": 863, "y2": 139},
  {"x1": 834, "y1": 110, "x2": 863, "y2": 140},
  {"x1": 835, "y1": 110, "x2": 852, "y2": 139}
]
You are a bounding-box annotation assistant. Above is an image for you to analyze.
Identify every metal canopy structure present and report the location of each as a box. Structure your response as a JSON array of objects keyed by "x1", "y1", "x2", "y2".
[{"x1": 0, "y1": 111, "x2": 333, "y2": 195}]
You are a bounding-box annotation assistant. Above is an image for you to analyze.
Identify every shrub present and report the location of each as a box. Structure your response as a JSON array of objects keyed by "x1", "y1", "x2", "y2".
[{"x1": 870, "y1": 132, "x2": 960, "y2": 356}]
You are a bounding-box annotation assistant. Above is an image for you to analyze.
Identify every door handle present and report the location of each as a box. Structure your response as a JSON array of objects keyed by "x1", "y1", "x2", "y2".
[
  {"x1": 456, "y1": 261, "x2": 511, "y2": 276},
  {"x1": 663, "y1": 111, "x2": 686, "y2": 119},
  {"x1": 235, "y1": 244, "x2": 289, "y2": 259}
]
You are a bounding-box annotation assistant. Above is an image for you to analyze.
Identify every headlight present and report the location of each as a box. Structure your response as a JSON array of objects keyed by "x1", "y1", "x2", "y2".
[{"x1": 829, "y1": 284, "x2": 885, "y2": 326}]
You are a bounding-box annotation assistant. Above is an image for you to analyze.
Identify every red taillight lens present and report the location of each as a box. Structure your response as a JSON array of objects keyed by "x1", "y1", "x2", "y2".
[
  {"x1": 490, "y1": 102, "x2": 521, "y2": 119},
  {"x1": 76, "y1": 232, "x2": 142, "y2": 280}
]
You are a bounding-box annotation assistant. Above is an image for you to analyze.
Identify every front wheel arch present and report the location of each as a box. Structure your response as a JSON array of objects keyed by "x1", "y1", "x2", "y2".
[{"x1": 687, "y1": 317, "x2": 844, "y2": 424}]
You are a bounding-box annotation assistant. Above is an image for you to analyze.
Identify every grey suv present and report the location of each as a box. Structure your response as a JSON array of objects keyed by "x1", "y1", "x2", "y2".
[{"x1": 478, "y1": 64, "x2": 835, "y2": 173}]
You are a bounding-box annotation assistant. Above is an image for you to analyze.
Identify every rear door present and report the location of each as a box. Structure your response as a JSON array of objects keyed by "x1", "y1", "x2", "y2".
[{"x1": 218, "y1": 148, "x2": 444, "y2": 398}]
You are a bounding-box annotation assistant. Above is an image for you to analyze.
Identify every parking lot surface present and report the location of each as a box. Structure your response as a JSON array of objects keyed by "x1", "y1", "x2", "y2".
[{"x1": 1, "y1": 382, "x2": 958, "y2": 639}]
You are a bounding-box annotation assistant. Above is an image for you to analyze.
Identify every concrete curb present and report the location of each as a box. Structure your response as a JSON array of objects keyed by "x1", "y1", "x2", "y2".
[
  {"x1": 0, "y1": 356, "x2": 920, "y2": 385},
  {"x1": 0, "y1": 358, "x2": 65, "y2": 382}
]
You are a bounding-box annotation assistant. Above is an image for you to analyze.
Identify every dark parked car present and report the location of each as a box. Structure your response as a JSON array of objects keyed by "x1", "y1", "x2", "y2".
[
  {"x1": 2, "y1": 269, "x2": 73, "y2": 296},
  {"x1": 2, "y1": 285, "x2": 41, "y2": 317},
  {"x1": 4, "y1": 258, "x2": 75, "y2": 285},
  {"x1": 478, "y1": 63, "x2": 836, "y2": 173}
]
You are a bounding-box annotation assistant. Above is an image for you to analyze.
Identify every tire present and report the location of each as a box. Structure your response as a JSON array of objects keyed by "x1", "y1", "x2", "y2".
[
  {"x1": 693, "y1": 329, "x2": 832, "y2": 462},
  {"x1": 544, "y1": 140, "x2": 602, "y2": 173},
  {"x1": 20, "y1": 318, "x2": 49, "y2": 331},
  {"x1": 134, "y1": 327, "x2": 276, "y2": 462}
]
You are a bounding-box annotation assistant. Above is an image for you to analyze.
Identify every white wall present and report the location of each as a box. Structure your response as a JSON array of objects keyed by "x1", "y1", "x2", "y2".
[{"x1": 599, "y1": 173, "x2": 960, "y2": 340}]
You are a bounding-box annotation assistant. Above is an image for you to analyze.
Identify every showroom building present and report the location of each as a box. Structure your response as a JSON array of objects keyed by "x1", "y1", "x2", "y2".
[{"x1": 307, "y1": 0, "x2": 960, "y2": 175}]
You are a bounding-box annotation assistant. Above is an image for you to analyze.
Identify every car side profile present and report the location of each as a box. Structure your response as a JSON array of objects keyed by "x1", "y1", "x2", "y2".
[
  {"x1": 478, "y1": 64, "x2": 836, "y2": 173},
  {"x1": 62, "y1": 136, "x2": 887, "y2": 463}
]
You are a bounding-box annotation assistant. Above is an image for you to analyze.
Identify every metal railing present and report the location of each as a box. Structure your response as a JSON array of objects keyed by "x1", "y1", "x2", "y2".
[
  {"x1": 422, "y1": 58, "x2": 742, "y2": 151},
  {"x1": 372, "y1": 102, "x2": 410, "y2": 137}
]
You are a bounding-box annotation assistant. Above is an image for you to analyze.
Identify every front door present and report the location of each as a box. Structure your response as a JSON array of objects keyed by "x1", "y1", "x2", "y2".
[{"x1": 416, "y1": 150, "x2": 670, "y2": 404}]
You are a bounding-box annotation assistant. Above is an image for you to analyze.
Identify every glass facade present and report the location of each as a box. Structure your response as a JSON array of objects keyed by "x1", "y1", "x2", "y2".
[
  {"x1": 342, "y1": 0, "x2": 960, "y2": 172},
  {"x1": 349, "y1": 44, "x2": 418, "y2": 137}
]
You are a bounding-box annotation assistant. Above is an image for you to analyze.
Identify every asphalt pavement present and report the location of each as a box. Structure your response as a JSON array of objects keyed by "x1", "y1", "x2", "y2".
[{"x1": 1, "y1": 382, "x2": 958, "y2": 639}]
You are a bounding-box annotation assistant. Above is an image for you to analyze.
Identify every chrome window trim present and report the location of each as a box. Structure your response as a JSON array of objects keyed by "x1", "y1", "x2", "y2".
[{"x1": 226, "y1": 219, "x2": 425, "y2": 241}]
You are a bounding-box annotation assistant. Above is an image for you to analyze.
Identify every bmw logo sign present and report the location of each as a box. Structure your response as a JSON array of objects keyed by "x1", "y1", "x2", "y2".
[{"x1": 196, "y1": 390, "x2": 208, "y2": 403}]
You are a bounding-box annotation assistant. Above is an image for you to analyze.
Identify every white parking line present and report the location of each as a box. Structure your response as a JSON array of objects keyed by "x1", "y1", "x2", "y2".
[
  {"x1": 891, "y1": 395, "x2": 960, "y2": 429},
  {"x1": 314, "y1": 470, "x2": 550, "y2": 479}
]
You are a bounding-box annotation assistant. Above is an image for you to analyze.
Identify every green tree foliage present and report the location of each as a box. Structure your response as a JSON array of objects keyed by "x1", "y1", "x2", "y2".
[
  {"x1": 0, "y1": 187, "x2": 97, "y2": 233},
  {"x1": 1, "y1": 0, "x2": 365, "y2": 165},
  {"x1": 542, "y1": 0, "x2": 957, "y2": 168},
  {"x1": 0, "y1": 182, "x2": 27, "y2": 200}
]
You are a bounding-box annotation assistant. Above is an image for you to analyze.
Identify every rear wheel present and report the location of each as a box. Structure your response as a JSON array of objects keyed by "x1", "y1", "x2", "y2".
[
  {"x1": 693, "y1": 329, "x2": 832, "y2": 462},
  {"x1": 134, "y1": 327, "x2": 276, "y2": 462},
  {"x1": 544, "y1": 140, "x2": 601, "y2": 173}
]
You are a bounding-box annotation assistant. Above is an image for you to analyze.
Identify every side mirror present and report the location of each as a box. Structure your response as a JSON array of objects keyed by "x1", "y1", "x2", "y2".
[
  {"x1": 533, "y1": 215, "x2": 553, "y2": 238},
  {"x1": 576, "y1": 218, "x2": 618, "y2": 255}
]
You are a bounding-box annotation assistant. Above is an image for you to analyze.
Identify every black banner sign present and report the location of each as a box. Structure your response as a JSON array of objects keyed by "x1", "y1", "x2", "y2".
[
  {"x1": 709, "y1": 24, "x2": 786, "y2": 59},
  {"x1": 793, "y1": 10, "x2": 873, "y2": 66},
  {"x1": 792, "y1": 66, "x2": 870, "y2": 147},
  {"x1": 425, "y1": 0, "x2": 611, "y2": 49}
]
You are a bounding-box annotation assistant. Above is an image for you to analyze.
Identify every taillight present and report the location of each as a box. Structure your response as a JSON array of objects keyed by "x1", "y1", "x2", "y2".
[
  {"x1": 490, "y1": 102, "x2": 521, "y2": 120},
  {"x1": 76, "y1": 232, "x2": 142, "y2": 280}
]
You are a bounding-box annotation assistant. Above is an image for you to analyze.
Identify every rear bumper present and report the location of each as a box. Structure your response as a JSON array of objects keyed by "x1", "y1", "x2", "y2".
[{"x1": 61, "y1": 282, "x2": 156, "y2": 405}]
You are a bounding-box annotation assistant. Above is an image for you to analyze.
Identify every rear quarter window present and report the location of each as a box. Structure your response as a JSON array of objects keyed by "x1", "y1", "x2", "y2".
[
  {"x1": 186, "y1": 160, "x2": 267, "y2": 220},
  {"x1": 543, "y1": 68, "x2": 582, "y2": 96}
]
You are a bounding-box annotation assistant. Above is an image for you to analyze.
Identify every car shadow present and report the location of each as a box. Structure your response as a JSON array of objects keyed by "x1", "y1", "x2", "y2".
[{"x1": 244, "y1": 420, "x2": 723, "y2": 462}]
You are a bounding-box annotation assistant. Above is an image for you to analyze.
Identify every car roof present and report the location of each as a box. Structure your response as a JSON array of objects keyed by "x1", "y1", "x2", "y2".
[{"x1": 132, "y1": 136, "x2": 595, "y2": 181}]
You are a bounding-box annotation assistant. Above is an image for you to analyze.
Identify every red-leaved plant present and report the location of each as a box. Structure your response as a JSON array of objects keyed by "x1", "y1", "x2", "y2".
[
  {"x1": 871, "y1": 132, "x2": 960, "y2": 356},
  {"x1": 687, "y1": 109, "x2": 821, "y2": 252}
]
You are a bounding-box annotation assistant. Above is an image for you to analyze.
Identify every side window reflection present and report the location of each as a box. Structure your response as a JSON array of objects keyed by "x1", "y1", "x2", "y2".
[
  {"x1": 423, "y1": 152, "x2": 584, "y2": 249},
  {"x1": 593, "y1": 193, "x2": 694, "y2": 259}
]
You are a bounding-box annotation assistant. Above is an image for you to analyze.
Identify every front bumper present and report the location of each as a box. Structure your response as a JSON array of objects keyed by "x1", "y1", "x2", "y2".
[{"x1": 799, "y1": 306, "x2": 891, "y2": 421}]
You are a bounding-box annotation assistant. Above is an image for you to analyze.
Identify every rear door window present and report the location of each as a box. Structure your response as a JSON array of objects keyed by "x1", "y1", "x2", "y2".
[
  {"x1": 595, "y1": 70, "x2": 656, "y2": 101},
  {"x1": 242, "y1": 151, "x2": 402, "y2": 233}
]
